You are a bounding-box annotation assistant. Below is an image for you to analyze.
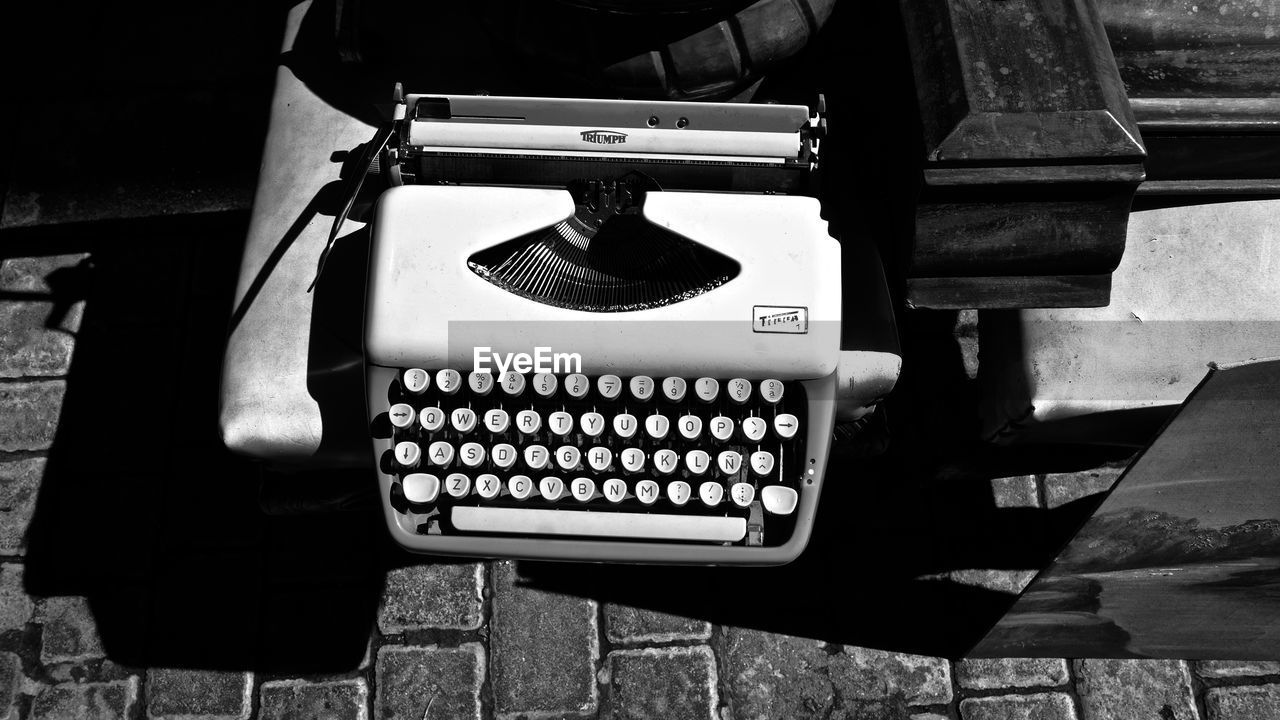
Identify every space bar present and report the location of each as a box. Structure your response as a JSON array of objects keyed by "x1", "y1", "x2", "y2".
[{"x1": 451, "y1": 507, "x2": 747, "y2": 542}]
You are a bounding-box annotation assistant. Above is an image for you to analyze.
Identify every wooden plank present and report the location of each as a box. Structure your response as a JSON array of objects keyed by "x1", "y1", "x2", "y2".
[
  {"x1": 907, "y1": 274, "x2": 1112, "y2": 309},
  {"x1": 902, "y1": 0, "x2": 1146, "y2": 175},
  {"x1": 900, "y1": 0, "x2": 1145, "y2": 307},
  {"x1": 911, "y1": 187, "x2": 1133, "y2": 277},
  {"x1": 1102, "y1": 0, "x2": 1280, "y2": 99}
]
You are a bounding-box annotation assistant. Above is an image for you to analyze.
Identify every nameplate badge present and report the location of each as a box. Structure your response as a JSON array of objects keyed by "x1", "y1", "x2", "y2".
[{"x1": 752, "y1": 306, "x2": 808, "y2": 334}]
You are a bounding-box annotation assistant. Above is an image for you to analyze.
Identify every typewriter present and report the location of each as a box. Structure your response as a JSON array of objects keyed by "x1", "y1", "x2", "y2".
[{"x1": 365, "y1": 93, "x2": 900, "y2": 564}]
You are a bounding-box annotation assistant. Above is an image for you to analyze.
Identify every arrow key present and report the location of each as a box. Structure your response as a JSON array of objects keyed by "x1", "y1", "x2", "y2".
[
  {"x1": 388, "y1": 403, "x2": 415, "y2": 429},
  {"x1": 774, "y1": 413, "x2": 799, "y2": 440}
]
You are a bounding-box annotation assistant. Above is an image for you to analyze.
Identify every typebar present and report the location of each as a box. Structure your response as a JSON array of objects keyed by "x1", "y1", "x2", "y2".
[{"x1": 451, "y1": 507, "x2": 747, "y2": 542}]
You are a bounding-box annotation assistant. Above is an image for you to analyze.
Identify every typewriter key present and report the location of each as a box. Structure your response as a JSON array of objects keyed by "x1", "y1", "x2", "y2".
[
  {"x1": 580, "y1": 412, "x2": 606, "y2": 437},
  {"x1": 709, "y1": 416, "x2": 734, "y2": 441},
  {"x1": 428, "y1": 441, "x2": 455, "y2": 468},
  {"x1": 491, "y1": 443, "x2": 517, "y2": 469},
  {"x1": 630, "y1": 376, "x2": 655, "y2": 401},
  {"x1": 750, "y1": 451, "x2": 775, "y2": 476},
  {"x1": 516, "y1": 410, "x2": 541, "y2": 434},
  {"x1": 717, "y1": 451, "x2": 743, "y2": 475},
  {"x1": 389, "y1": 403, "x2": 415, "y2": 429},
  {"x1": 548, "y1": 411, "x2": 574, "y2": 436},
  {"x1": 699, "y1": 482, "x2": 724, "y2": 507},
  {"x1": 597, "y1": 374, "x2": 622, "y2": 400},
  {"x1": 685, "y1": 450, "x2": 710, "y2": 475},
  {"x1": 500, "y1": 371, "x2": 525, "y2": 396},
  {"x1": 694, "y1": 377, "x2": 719, "y2": 402},
  {"x1": 761, "y1": 486, "x2": 799, "y2": 515},
  {"x1": 555, "y1": 446, "x2": 581, "y2": 471},
  {"x1": 508, "y1": 475, "x2": 534, "y2": 500},
  {"x1": 402, "y1": 473, "x2": 440, "y2": 504},
  {"x1": 460, "y1": 442, "x2": 486, "y2": 468},
  {"x1": 613, "y1": 413, "x2": 638, "y2": 439},
  {"x1": 677, "y1": 415, "x2": 703, "y2": 440},
  {"x1": 532, "y1": 372, "x2": 557, "y2": 398},
  {"x1": 450, "y1": 408, "x2": 477, "y2": 433},
  {"x1": 403, "y1": 368, "x2": 430, "y2": 395},
  {"x1": 603, "y1": 478, "x2": 627, "y2": 503},
  {"x1": 468, "y1": 372, "x2": 495, "y2": 396},
  {"x1": 667, "y1": 481, "x2": 692, "y2": 506},
  {"x1": 436, "y1": 369, "x2": 461, "y2": 394},
  {"x1": 524, "y1": 445, "x2": 550, "y2": 470},
  {"x1": 484, "y1": 409, "x2": 510, "y2": 433},
  {"x1": 620, "y1": 448, "x2": 645, "y2": 473},
  {"x1": 565, "y1": 373, "x2": 589, "y2": 399},
  {"x1": 587, "y1": 447, "x2": 612, "y2": 472},
  {"x1": 635, "y1": 480, "x2": 660, "y2": 505},
  {"x1": 420, "y1": 406, "x2": 445, "y2": 432},
  {"x1": 654, "y1": 449, "x2": 679, "y2": 474},
  {"x1": 476, "y1": 474, "x2": 502, "y2": 499},
  {"x1": 445, "y1": 473, "x2": 471, "y2": 498},
  {"x1": 539, "y1": 476, "x2": 566, "y2": 501},
  {"x1": 741, "y1": 417, "x2": 768, "y2": 442},
  {"x1": 774, "y1": 413, "x2": 799, "y2": 439},
  {"x1": 571, "y1": 478, "x2": 596, "y2": 502},
  {"x1": 644, "y1": 414, "x2": 670, "y2": 440},
  {"x1": 394, "y1": 441, "x2": 421, "y2": 468},
  {"x1": 759, "y1": 379, "x2": 785, "y2": 404}
]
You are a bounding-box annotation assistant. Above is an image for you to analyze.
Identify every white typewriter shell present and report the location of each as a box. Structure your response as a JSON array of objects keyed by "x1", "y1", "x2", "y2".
[{"x1": 365, "y1": 185, "x2": 841, "y2": 379}]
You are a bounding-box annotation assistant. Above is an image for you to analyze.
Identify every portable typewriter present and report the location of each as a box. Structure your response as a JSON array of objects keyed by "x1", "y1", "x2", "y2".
[{"x1": 365, "y1": 93, "x2": 900, "y2": 564}]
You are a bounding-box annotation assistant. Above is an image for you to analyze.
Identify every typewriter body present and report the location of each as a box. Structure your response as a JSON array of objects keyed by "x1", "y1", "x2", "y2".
[{"x1": 365, "y1": 93, "x2": 897, "y2": 564}]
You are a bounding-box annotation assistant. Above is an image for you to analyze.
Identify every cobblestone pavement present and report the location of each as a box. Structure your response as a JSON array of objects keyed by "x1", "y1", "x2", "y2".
[{"x1": 3, "y1": 252, "x2": 1280, "y2": 720}]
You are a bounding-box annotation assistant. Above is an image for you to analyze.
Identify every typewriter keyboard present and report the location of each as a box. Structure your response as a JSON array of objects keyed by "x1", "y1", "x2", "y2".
[{"x1": 375, "y1": 369, "x2": 810, "y2": 546}]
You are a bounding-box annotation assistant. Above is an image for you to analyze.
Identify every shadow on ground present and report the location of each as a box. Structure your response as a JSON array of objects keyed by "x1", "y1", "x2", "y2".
[{"x1": 12, "y1": 215, "x2": 387, "y2": 674}]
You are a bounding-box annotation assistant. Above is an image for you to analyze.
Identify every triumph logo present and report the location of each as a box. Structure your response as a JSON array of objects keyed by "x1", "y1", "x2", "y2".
[{"x1": 580, "y1": 129, "x2": 628, "y2": 145}]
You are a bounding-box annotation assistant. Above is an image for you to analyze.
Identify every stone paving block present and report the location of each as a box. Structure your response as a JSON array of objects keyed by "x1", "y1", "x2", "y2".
[
  {"x1": 0, "y1": 381, "x2": 65, "y2": 452},
  {"x1": 145, "y1": 668, "x2": 253, "y2": 720},
  {"x1": 378, "y1": 563, "x2": 484, "y2": 633},
  {"x1": 604, "y1": 604, "x2": 711, "y2": 644},
  {"x1": 834, "y1": 647, "x2": 953, "y2": 707},
  {"x1": 491, "y1": 560, "x2": 599, "y2": 718},
  {"x1": 947, "y1": 569, "x2": 1037, "y2": 595},
  {"x1": 603, "y1": 646, "x2": 717, "y2": 720},
  {"x1": 0, "y1": 457, "x2": 44, "y2": 555},
  {"x1": 1042, "y1": 468, "x2": 1123, "y2": 509},
  {"x1": 0, "y1": 652, "x2": 20, "y2": 720},
  {"x1": 1195, "y1": 661, "x2": 1280, "y2": 679},
  {"x1": 375, "y1": 644, "x2": 483, "y2": 720},
  {"x1": 35, "y1": 596, "x2": 104, "y2": 663},
  {"x1": 723, "y1": 629, "x2": 835, "y2": 720},
  {"x1": 0, "y1": 255, "x2": 87, "y2": 378},
  {"x1": 259, "y1": 679, "x2": 368, "y2": 720},
  {"x1": 960, "y1": 693, "x2": 1077, "y2": 720},
  {"x1": 31, "y1": 678, "x2": 138, "y2": 720},
  {"x1": 0, "y1": 564, "x2": 34, "y2": 631},
  {"x1": 956, "y1": 658, "x2": 1070, "y2": 690},
  {"x1": 1075, "y1": 659, "x2": 1198, "y2": 720},
  {"x1": 1204, "y1": 684, "x2": 1280, "y2": 720},
  {"x1": 990, "y1": 476, "x2": 1040, "y2": 508}
]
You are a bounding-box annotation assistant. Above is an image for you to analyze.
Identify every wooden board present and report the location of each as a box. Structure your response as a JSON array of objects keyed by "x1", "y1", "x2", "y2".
[{"x1": 900, "y1": 0, "x2": 1146, "y2": 308}]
